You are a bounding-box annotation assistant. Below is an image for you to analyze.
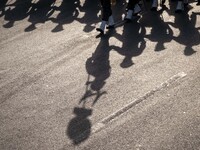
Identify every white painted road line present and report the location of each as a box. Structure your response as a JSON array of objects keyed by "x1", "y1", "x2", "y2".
[
  {"x1": 70, "y1": 72, "x2": 187, "y2": 145},
  {"x1": 92, "y1": 72, "x2": 187, "y2": 131}
]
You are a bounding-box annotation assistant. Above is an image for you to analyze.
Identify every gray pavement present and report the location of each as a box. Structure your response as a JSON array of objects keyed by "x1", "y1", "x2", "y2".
[
  {"x1": 0, "y1": 0, "x2": 200, "y2": 150},
  {"x1": 77, "y1": 68, "x2": 200, "y2": 150}
]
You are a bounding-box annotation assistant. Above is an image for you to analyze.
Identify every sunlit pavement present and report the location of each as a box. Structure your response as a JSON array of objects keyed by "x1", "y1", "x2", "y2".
[{"x1": 0, "y1": 0, "x2": 200, "y2": 149}]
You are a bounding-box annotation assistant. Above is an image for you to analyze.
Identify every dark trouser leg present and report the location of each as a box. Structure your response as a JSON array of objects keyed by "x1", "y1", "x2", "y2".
[
  {"x1": 151, "y1": 0, "x2": 158, "y2": 11},
  {"x1": 100, "y1": 0, "x2": 112, "y2": 21},
  {"x1": 175, "y1": 0, "x2": 184, "y2": 12},
  {"x1": 125, "y1": 0, "x2": 140, "y2": 20},
  {"x1": 96, "y1": 0, "x2": 114, "y2": 34},
  {"x1": 127, "y1": 0, "x2": 140, "y2": 10}
]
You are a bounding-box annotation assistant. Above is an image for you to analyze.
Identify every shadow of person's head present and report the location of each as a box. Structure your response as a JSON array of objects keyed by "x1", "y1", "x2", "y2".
[{"x1": 67, "y1": 107, "x2": 92, "y2": 145}]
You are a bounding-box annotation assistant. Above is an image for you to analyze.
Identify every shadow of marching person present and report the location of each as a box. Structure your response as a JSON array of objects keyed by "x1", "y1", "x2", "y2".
[
  {"x1": 24, "y1": 0, "x2": 56, "y2": 32},
  {"x1": 111, "y1": 16, "x2": 146, "y2": 68},
  {"x1": 76, "y1": 0, "x2": 100, "y2": 33},
  {"x1": 141, "y1": 5, "x2": 174, "y2": 52},
  {"x1": 51, "y1": 0, "x2": 80, "y2": 32},
  {"x1": 3, "y1": 0, "x2": 33, "y2": 28},
  {"x1": 168, "y1": 10, "x2": 200, "y2": 56},
  {"x1": 0, "y1": 0, "x2": 8, "y2": 18},
  {"x1": 67, "y1": 30, "x2": 115, "y2": 146}
]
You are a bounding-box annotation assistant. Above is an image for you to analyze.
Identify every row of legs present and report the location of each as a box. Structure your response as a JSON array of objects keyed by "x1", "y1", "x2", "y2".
[
  {"x1": 151, "y1": 0, "x2": 200, "y2": 12},
  {"x1": 97, "y1": 0, "x2": 199, "y2": 34},
  {"x1": 151, "y1": 0, "x2": 189, "y2": 12},
  {"x1": 96, "y1": 0, "x2": 140, "y2": 34}
]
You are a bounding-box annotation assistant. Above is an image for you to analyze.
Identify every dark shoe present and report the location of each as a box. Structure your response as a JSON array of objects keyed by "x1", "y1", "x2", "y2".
[
  {"x1": 96, "y1": 28, "x2": 104, "y2": 34},
  {"x1": 106, "y1": 25, "x2": 115, "y2": 29}
]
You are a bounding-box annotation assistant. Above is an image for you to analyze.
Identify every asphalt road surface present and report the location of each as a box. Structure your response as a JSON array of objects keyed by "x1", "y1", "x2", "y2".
[{"x1": 0, "y1": 0, "x2": 200, "y2": 150}]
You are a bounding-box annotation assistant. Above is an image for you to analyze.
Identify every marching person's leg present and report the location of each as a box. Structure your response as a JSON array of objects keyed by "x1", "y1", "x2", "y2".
[
  {"x1": 125, "y1": 0, "x2": 140, "y2": 21},
  {"x1": 175, "y1": 0, "x2": 184, "y2": 13},
  {"x1": 133, "y1": 3, "x2": 141, "y2": 15},
  {"x1": 175, "y1": 0, "x2": 189, "y2": 12},
  {"x1": 151, "y1": 0, "x2": 158, "y2": 11},
  {"x1": 96, "y1": 0, "x2": 115, "y2": 34},
  {"x1": 127, "y1": 0, "x2": 141, "y2": 15}
]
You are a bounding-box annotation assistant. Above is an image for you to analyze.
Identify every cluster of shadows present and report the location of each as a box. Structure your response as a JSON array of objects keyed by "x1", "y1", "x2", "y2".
[
  {"x1": 0, "y1": 0, "x2": 99, "y2": 33},
  {"x1": 0, "y1": 0, "x2": 199, "y2": 52},
  {"x1": 1, "y1": 0, "x2": 199, "y2": 146},
  {"x1": 66, "y1": 0, "x2": 200, "y2": 145}
]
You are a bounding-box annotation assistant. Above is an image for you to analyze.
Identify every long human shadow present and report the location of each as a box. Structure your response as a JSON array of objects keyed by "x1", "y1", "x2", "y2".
[
  {"x1": 66, "y1": 5, "x2": 140, "y2": 144},
  {"x1": 3, "y1": 0, "x2": 33, "y2": 28},
  {"x1": 111, "y1": 17, "x2": 146, "y2": 68},
  {"x1": 24, "y1": 0, "x2": 56, "y2": 32},
  {"x1": 140, "y1": 6, "x2": 174, "y2": 52},
  {"x1": 67, "y1": 30, "x2": 116, "y2": 145},
  {"x1": 168, "y1": 11, "x2": 200, "y2": 56},
  {"x1": 51, "y1": 0, "x2": 81, "y2": 32}
]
